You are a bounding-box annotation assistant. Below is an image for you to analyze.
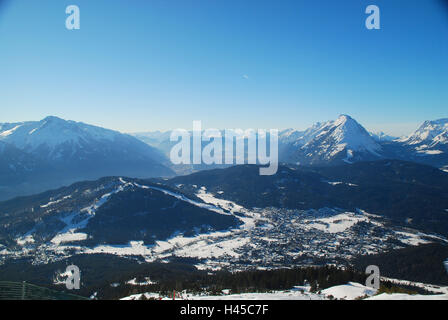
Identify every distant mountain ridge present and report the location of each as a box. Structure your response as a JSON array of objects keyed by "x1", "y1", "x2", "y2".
[
  {"x1": 0, "y1": 116, "x2": 165, "y2": 162},
  {"x1": 398, "y1": 119, "x2": 448, "y2": 155},
  {"x1": 132, "y1": 115, "x2": 448, "y2": 169},
  {"x1": 132, "y1": 115, "x2": 384, "y2": 166},
  {"x1": 382, "y1": 119, "x2": 448, "y2": 168}
]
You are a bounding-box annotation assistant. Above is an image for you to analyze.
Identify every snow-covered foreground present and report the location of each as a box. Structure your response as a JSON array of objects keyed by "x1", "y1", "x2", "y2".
[
  {"x1": 120, "y1": 284, "x2": 347, "y2": 301},
  {"x1": 120, "y1": 282, "x2": 448, "y2": 300}
]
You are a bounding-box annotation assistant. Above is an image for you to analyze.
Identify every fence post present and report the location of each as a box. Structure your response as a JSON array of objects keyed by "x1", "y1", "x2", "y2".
[{"x1": 21, "y1": 281, "x2": 26, "y2": 300}]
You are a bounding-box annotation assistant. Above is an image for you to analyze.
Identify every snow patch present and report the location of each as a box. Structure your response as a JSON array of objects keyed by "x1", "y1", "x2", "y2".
[
  {"x1": 304, "y1": 212, "x2": 369, "y2": 234},
  {"x1": 50, "y1": 232, "x2": 87, "y2": 244},
  {"x1": 322, "y1": 282, "x2": 377, "y2": 300},
  {"x1": 16, "y1": 235, "x2": 35, "y2": 245},
  {"x1": 417, "y1": 149, "x2": 443, "y2": 155}
]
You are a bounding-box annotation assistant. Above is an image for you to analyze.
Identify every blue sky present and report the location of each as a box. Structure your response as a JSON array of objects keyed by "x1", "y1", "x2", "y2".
[{"x1": 1, "y1": 0, "x2": 447, "y2": 136}]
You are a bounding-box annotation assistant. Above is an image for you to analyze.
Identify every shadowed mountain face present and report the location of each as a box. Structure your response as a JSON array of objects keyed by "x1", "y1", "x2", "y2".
[
  {"x1": 0, "y1": 160, "x2": 446, "y2": 276},
  {"x1": 0, "y1": 177, "x2": 240, "y2": 249},
  {"x1": 0, "y1": 116, "x2": 174, "y2": 201},
  {"x1": 165, "y1": 160, "x2": 448, "y2": 236}
]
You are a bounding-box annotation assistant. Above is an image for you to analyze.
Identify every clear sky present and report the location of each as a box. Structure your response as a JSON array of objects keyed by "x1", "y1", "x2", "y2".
[{"x1": 1, "y1": 0, "x2": 447, "y2": 136}]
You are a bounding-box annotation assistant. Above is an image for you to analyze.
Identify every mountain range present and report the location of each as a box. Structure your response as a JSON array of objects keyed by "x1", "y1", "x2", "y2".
[
  {"x1": 132, "y1": 114, "x2": 448, "y2": 169},
  {"x1": 0, "y1": 116, "x2": 173, "y2": 200},
  {"x1": 1, "y1": 114, "x2": 448, "y2": 201}
]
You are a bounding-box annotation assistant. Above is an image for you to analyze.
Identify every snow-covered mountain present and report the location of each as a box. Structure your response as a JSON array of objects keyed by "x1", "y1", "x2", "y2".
[
  {"x1": 0, "y1": 116, "x2": 165, "y2": 163},
  {"x1": 280, "y1": 115, "x2": 383, "y2": 165},
  {"x1": 130, "y1": 115, "x2": 448, "y2": 169},
  {"x1": 279, "y1": 122, "x2": 329, "y2": 146},
  {"x1": 373, "y1": 118, "x2": 448, "y2": 169},
  {"x1": 398, "y1": 118, "x2": 448, "y2": 154},
  {"x1": 0, "y1": 176, "x2": 242, "y2": 265},
  {"x1": 0, "y1": 116, "x2": 173, "y2": 200}
]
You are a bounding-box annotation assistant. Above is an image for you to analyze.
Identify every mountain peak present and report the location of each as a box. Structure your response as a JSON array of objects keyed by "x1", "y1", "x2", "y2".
[
  {"x1": 284, "y1": 115, "x2": 383, "y2": 164},
  {"x1": 335, "y1": 114, "x2": 353, "y2": 123},
  {"x1": 42, "y1": 115, "x2": 65, "y2": 122}
]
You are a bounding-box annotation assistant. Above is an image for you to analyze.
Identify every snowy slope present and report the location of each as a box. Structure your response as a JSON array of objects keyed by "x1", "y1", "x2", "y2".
[
  {"x1": 120, "y1": 281, "x2": 448, "y2": 300},
  {"x1": 321, "y1": 282, "x2": 377, "y2": 299},
  {"x1": 0, "y1": 116, "x2": 118, "y2": 152},
  {"x1": 398, "y1": 119, "x2": 448, "y2": 158},
  {"x1": 132, "y1": 115, "x2": 448, "y2": 167},
  {"x1": 400, "y1": 118, "x2": 448, "y2": 147},
  {"x1": 386, "y1": 118, "x2": 448, "y2": 167},
  {"x1": 279, "y1": 122, "x2": 328, "y2": 147},
  {"x1": 303, "y1": 115, "x2": 382, "y2": 157},
  {"x1": 120, "y1": 282, "x2": 378, "y2": 300}
]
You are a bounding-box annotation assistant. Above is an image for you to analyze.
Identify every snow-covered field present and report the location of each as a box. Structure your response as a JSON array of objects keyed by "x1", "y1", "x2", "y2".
[
  {"x1": 321, "y1": 282, "x2": 376, "y2": 299},
  {"x1": 120, "y1": 281, "x2": 448, "y2": 300}
]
